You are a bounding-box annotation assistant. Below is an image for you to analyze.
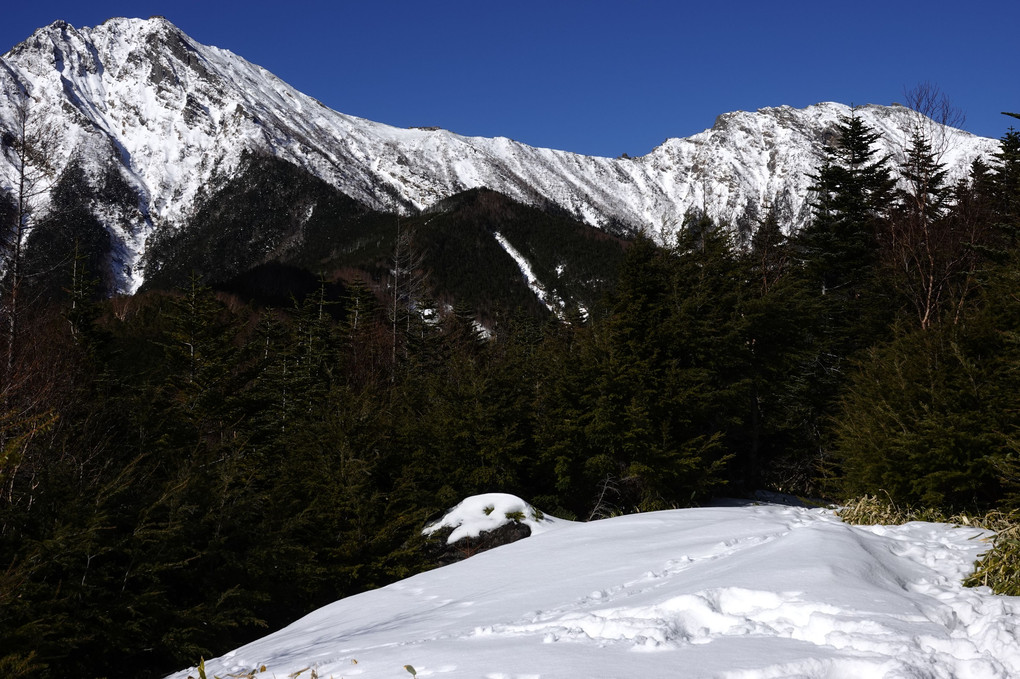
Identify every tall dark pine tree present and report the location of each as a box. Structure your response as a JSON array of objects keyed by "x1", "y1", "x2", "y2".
[
  {"x1": 749, "y1": 203, "x2": 789, "y2": 296},
  {"x1": 797, "y1": 108, "x2": 898, "y2": 349},
  {"x1": 739, "y1": 207, "x2": 821, "y2": 492},
  {"x1": 799, "y1": 108, "x2": 895, "y2": 298},
  {"x1": 899, "y1": 129, "x2": 952, "y2": 223},
  {"x1": 792, "y1": 109, "x2": 896, "y2": 475},
  {"x1": 991, "y1": 114, "x2": 1020, "y2": 244}
]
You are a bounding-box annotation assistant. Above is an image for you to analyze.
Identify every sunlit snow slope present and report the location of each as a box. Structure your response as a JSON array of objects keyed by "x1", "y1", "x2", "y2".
[
  {"x1": 166, "y1": 499, "x2": 1020, "y2": 679},
  {"x1": 0, "y1": 18, "x2": 1000, "y2": 293}
]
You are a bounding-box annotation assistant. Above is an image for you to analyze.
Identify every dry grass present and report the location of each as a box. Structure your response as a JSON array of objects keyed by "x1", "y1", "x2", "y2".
[
  {"x1": 962, "y1": 512, "x2": 1020, "y2": 596},
  {"x1": 837, "y1": 495, "x2": 1020, "y2": 596}
]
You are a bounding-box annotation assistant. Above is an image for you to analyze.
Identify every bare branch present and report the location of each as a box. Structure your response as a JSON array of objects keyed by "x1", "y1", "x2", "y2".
[
  {"x1": 1, "y1": 88, "x2": 60, "y2": 397},
  {"x1": 902, "y1": 82, "x2": 965, "y2": 166}
]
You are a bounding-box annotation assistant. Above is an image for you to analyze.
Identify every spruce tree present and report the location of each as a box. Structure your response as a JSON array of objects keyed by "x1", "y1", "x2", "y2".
[
  {"x1": 789, "y1": 109, "x2": 898, "y2": 482},
  {"x1": 749, "y1": 203, "x2": 789, "y2": 295},
  {"x1": 991, "y1": 117, "x2": 1020, "y2": 245},
  {"x1": 799, "y1": 108, "x2": 895, "y2": 297},
  {"x1": 534, "y1": 230, "x2": 736, "y2": 516},
  {"x1": 738, "y1": 208, "x2": 822, "y2": 491}
]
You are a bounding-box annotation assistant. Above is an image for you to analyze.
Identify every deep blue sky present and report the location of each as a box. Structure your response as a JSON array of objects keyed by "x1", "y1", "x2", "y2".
[{"x1": 2, "y1": 1, "x2": 1018, "y2": 157}]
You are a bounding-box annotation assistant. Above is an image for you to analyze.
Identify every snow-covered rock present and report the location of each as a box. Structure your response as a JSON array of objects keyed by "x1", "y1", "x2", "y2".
[
  {"x1": 423, "y1": 492, "x2": 564, "y2": 545},
  {"x1": 422, "y1": 493, "x2": 565, "y2": 566}
]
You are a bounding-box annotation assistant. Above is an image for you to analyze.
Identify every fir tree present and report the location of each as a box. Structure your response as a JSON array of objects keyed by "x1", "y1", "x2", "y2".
[
  {"x1": 799, "y1": 107, "x2": 895, "y2": 297},
  {"x1": 749, "y1": 203, "x2": 789, "y2": 296},
  {"x1": 991, "y1": 116, "x2": 1020, "y2": 245},
  {"x1": 788, "y1": 109, "x2": 899, "y2": 482},
  {"x1": 534, "y1": 231, "x2": 735, "y2": 516}
]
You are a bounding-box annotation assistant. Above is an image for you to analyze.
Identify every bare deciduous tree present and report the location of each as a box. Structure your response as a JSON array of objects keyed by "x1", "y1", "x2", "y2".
[
  {"x1": 388, "y1": 219, "x2": 430, "y2": 378},
  {"x1": 902, "y1": 81, "x2": 965, "y2": 162},
  {"x1": 1, "y1": 86, "x2": 58, "y2": 388},
  {"x1": 880, "y1": 84, "x2": 986, "y2": 329}
]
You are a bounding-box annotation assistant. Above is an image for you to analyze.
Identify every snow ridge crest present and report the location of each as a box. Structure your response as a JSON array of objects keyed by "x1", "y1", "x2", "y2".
[{"x1": 0, "y1": 17, "x2": 1001, "y2": 293}]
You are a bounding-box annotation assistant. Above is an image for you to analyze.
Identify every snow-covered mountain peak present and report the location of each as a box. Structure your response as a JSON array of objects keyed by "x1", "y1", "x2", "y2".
[
  {"x1": 642, "y1": 100, "x2": 996, "y2": 235},
  {"x1": 0, "y1": 18, "x2": 1002, "y2": 293}
]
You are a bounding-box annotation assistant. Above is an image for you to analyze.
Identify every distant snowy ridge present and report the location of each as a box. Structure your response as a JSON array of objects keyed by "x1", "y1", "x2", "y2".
[{"x1": 0, "y1": 17, "x2": 1000, "y2": 293}]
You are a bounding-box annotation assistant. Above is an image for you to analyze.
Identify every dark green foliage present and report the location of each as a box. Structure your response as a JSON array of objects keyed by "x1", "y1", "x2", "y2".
[
  {"x1": 829, "y1": 117, "x2": 1020, "y2": 509},
  {"x1": 739, "y1": 215, "x2": 824, "y2": 491},
  {"x1": 995, "y1": 119, "x2": 1020, "y2": 192},
  {"x1": 141, "y1": 153, "x2": 380, "y2": 290},
  {"x1": 991, "y1": 121, "x2": 1020, "y2": 246},
  {"x1": 786, "y1": 111, "x2": 901, "y2": 474},
  {"x1": 833, "y1": 255, "x2": 1020, "y2": 510},
  {"x1": 411, "y1": 191, "x2": 548, "y2": 318},
  {"x1": 899, "y1": 129, "x2": 951, "y2": 220},
  {"x1": 533, "y1": 228, "x2": 741, "y2": 516},
  {"x1": 798, "y1": 108, "x2": 895, "y2": 297},
  {"x1": 21, "y1": 157, "x2": 113, "y2": 304},
  {"x1": 393, "y1": 188, "x2": 627, "y2": 323},
  {"x1": 0, "y1": 282, "x2": 403, "y2": 677},
  {"x1": 143, "y1": 159, "x2": 625, "y2": 328}
]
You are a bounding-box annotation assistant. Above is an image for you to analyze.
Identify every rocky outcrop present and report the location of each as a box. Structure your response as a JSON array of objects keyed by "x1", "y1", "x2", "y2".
[{"x1": 424, "y1": 520, "x2": 533, "y2": 566}]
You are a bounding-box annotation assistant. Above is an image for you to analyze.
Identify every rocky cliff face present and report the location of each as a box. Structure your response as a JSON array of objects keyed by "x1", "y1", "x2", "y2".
[{"x1": 0, "y1": 17, "x2": 1000, "y2": 293}]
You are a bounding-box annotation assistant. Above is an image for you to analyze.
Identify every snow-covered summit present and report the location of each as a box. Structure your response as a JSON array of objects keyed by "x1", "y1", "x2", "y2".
[{"x1": 0, "y1": 18, "x2": 1001, "y2": 293}]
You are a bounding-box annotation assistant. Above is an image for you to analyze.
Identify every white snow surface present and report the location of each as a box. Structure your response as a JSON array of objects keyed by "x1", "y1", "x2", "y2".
[
  {"x1": 166, "y1": 497, "x2": 1020, "y2": 679},
  {"x1": 0, "y1": 18, "x2": 1001, "y2": 295}
]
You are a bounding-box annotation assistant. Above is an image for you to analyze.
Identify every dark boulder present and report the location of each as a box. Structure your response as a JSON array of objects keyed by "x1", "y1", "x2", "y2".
[{"x1": 424, "y1": 520, "x2": 532, "y2": 566}]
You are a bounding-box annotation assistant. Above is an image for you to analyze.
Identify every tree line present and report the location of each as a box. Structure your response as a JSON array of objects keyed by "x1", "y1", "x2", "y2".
[{"x1": 0, "y1": 99, "x2": 1018, "y2": 677}]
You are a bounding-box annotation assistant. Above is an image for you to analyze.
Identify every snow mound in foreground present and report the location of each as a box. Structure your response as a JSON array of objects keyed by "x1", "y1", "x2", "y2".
[
  {"x1": 167, "y1": 504, "x2": 1020, "y2": 679},
  {"x1": 422, "y1": 492, "x2": 566, "y2": 544}
]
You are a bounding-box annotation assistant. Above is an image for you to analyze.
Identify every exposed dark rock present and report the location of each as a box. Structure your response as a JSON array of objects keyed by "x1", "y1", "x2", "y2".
[{"x1": 424, "y1": 520, "x2": 532, "y2": 567}]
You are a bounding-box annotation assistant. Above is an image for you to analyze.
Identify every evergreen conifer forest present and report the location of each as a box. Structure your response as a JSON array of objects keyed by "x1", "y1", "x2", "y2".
[{"x1": 1, "y1": 110, "x2": 1018, "y2": 679}]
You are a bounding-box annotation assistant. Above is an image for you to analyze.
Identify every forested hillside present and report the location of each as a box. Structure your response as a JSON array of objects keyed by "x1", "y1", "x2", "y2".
[{"x1": 0, "y1": 109, "x2": 1018, "y2": 679}]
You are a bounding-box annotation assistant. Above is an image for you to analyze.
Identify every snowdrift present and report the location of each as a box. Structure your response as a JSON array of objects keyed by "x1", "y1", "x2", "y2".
[{"x1": 167, "y1": 497, "x2": 1020, "y2": 679}]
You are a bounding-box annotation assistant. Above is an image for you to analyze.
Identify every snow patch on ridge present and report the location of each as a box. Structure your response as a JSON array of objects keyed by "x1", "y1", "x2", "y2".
[{"x1": 492, "y1": 232, "x2": 563, "y2": 316}]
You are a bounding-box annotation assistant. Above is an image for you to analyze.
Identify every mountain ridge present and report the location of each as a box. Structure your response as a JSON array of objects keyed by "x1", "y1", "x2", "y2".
[{"x1": 0, "y1": 17, "x2": 1001, "y2": 294}]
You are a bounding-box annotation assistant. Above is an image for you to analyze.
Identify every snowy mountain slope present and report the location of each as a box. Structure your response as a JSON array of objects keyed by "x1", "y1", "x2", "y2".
[
  {"x1": 166, "y1": 496, "x2": 1020, "y2": 679},
  {"x1": 0, "y1": 18, "x2": 1000, "y2": 293}
]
